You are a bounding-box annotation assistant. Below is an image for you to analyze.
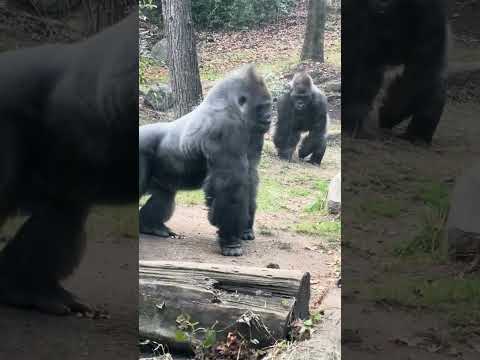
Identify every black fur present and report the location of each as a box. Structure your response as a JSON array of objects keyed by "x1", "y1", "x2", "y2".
[
  {"x1": 139, "y1": 65, "x2": 272, "y2": 256},
  {"x1": 0, "y1": 13, "x2": 138, "y2": 315},
  {"x1": 342, "y1": 0, "x2": 448, "y2": 143},
  {"x1": 273, "y1": 72, "x2": 328, "y2": 165}
]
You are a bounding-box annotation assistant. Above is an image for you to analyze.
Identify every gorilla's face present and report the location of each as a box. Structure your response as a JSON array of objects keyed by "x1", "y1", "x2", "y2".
[
  {"x1": 253, "y1": 99, "x2": 273, "y2": 132},
  {"x1": 368, "y1": 0, "x2": 398, "y2": 15},
  {"x1": 291, "y1": 89, "x2": 313, "y2": 111},
  {"x1": 290, "y1": 75, "x2": 313, "y2": 112},
  {"x1": 237, "y1": 73, "x2": 272, "y2": 133}
]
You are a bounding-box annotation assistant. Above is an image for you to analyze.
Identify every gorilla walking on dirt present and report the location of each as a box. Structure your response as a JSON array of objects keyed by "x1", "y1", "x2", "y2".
[
  {"x1": 273, "y1": 71, "x2": 328, "y2": 165},
  {"x1": 342, "y1": 0, "x2": 449, "y2": 144},
  {"x1": 139, "y1": 65, "x2": 273, "y2": 257},
  {"x1": 0, "y1": 13, "x2": 138, "y2": 315}
]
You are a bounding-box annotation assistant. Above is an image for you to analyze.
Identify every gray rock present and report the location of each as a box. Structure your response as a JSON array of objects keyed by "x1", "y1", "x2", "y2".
[
  {"x1": 151, "y1": 38, "x2": 168, "y2": 64},
  {"x1": 321, "y1": 79, "x2": 341, "y2": 94},
  {"x1": 447, "y1": 163, "x2": 480, "y2": 258},
  {"x1": 327, "y1": 172, "x2": 341, "y2": 214},
  {"x1": 144, "y1": 84, "x2": 174, "y2": 112}
]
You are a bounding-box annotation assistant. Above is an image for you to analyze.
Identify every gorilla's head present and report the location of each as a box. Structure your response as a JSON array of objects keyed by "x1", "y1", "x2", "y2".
[
  {"x1": 207, "y1": 64, "x2": 273, "y2": 133},
  {"x1": 289, "y1": 71, "x2": 314, "y2": 112}
]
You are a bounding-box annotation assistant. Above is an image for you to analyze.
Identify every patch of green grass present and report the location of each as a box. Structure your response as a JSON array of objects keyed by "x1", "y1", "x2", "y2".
[
  {"x1": 394, "y1": 207, "x2": 448, "y2": 257},
  {"x1": 257, "y1": 177, "x2": 288, "y2": 212},
  {"x1": 289, "y1": 187, "x2": 312, "y2": 197},
  {"x1": 415, "y1": 180, "x2": 450, "y2": 212},
  {"x1": 305, "y1": 180, "x2": 329, "y2": 213},
  {"x1": 295, "y1": 220, "x2": 341, "y2": 238},
  {"x1": 371, "y1": 277, "x2": 480, "y2": 316},
  {"x1": 176, "y1": 190, "x2": 204, "y2": 206},
  {"x1": 394, "y1": 180, "x2": 450, "y2": 257},
  {"x1": 200, "y1": 66, "x2": 223, "y2": 81},
  {"x1": 360, "y1": 198, "x2": 403, "y2": 218},
  {"x1": 257, "y1": 55, "x2": 300, "y2": 77}
]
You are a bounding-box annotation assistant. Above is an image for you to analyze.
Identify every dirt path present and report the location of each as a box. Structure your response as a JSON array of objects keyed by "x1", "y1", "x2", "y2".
[
  {"x1": 342, "y1": 23, "x2": 480, "y2": 360},
  {"x1": 0, "y1": 207, "x2": 139, "y2": 360},
  {"x1": 140, "y1": 205, "x2": 339, "y2": 307}
]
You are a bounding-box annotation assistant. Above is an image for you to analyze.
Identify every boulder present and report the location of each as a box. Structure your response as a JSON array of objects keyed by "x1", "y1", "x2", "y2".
[
  {"x1": 446, "y1": 163, "x2": 480, "y2": 258},
  {"x1": 327, "y1": 172, "x2": 341, "y2": 215},
  {"x1": 151, "y1": 38, "x2": 168, "y2": 64},
  {"x1": 143, "y1": 84, "x2": 174, "y2": 112}
]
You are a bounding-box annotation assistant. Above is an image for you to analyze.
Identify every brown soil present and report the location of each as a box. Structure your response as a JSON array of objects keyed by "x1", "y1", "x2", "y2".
[
  {"x1": 342, "y1": 5, "x2": 480, "y2": 359},
  {"x1": 140, "y1": 206, "x2": 340, "y2": 309},
  {"x1": 0, "y1": 207, "x2": 139, "y2": 359}
]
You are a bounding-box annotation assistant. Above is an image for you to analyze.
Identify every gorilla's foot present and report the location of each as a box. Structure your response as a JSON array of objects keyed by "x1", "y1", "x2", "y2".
[
  {"x1": 218, "y1": 237, "x2": 243, "y2": 256},
  {"x1": 241, "y1": 229, "x2": 255, "y2": 241},
  {"x1": 221, "y1": 246, "x2": 243, "y2": 256},
  {"x1": 398, "y1": 133, "x2": 431, "y2": 147},
  {"x1": 140, "y1": 223, "x2": 176, "y2": 238},
  {"x1": 0, "y1": 279, "x2": 93, "y2": 316}
]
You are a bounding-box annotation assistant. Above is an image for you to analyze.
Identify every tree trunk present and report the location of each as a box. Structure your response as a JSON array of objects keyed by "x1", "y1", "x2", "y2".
[
  {"x1": 139, "y1": 261, "x2": 311, "y2": 353},
  {"x1": 161, "y1": 0, "x2": 203, "y2": 118},
  {"x1": 301, "y1": 0, "x2": 327, "y2": 62}
]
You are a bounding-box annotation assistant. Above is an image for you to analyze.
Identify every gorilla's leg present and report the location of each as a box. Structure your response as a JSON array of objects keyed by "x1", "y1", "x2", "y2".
[
  {"x1": 0, "y1": 204, "x2": 91, "y2": 315},
  {"x1": 403, "y1": 78, "x2": 446, "y2": 144},
  {"x1": 242, "y1": 167, "x2": 259, "y2": 241},
  {"x1": 139, "y1": 154, "x2": 150, "y2": 197},
  {"x1": 277, "y1": 131, "x2": 301, "y2": 161},
  {"x1": 378, "y1": 76, "x2": 414, "y2": 130},
  {"x1": 139, "y1": 189, "x2": 176, "y2": 237},
  {"x1": 343, "y1": 68, "x2": 384, "y2": 138},
  {"x1": 205, "y1": 164, "x2": 250, "y2": 256},
  {"x1": 299, "y1": 132, "x2": 327, "y2": 165}
]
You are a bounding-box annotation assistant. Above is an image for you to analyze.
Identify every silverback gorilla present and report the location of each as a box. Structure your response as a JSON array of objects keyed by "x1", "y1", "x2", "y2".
[
  {"x1": 0, "y1": 13, "x2": 138, "y2": 314},
  {"x1": 139, "y1": 65, "x2": 272, "y2": 256},
  {"x1": 343, "y1": 0, "x2": 448, "y2": 143},
  {"x1": 273, "y1": 71, "x2": 328, "y2": 165}
]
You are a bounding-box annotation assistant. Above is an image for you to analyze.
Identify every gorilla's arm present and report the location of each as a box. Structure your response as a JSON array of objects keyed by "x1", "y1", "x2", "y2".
[
  {"x1": 396, "y1": 10, "x2": 448, "y2": 142},
  {"x1": 242, "y1": 132, "x2": 264, "y2": 240},
  {"x1": 273, "y1": 94, "x2": 301, "y2": 160},
  {"x1": 299, "y1": 92, "x2": 328, "y2": 164},
  {"x1": 204, "y1": 129, "x2": 250, "y2": 255},
  {"x1": 342, "y1": 63, "x2": 384, "y2": 137}
]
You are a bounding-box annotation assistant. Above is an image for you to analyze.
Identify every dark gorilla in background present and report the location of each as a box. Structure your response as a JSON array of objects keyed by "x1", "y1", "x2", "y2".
[
  {"x1": 273, "y1": 71, "x2": 328, "y2": 165},
  {"x1": 343, "y1": 0, "x2": 448, "y2": 143},
  {"x1": 0, "y1": 13, "x2": 138, "y2": 314},
  {"x1": 139, "y1": 65, "x2": 272, "y2": 256}
]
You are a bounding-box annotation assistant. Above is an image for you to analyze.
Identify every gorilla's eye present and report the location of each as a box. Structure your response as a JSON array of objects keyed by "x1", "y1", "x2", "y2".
[{"x1": 238, "y1": 96, "x2": 247, "y2": 106}]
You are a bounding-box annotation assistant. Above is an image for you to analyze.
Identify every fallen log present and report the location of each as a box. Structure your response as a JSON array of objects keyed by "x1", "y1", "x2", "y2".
[{"x1": 139, "y1": 261, "x2": 311, "y2": 352}]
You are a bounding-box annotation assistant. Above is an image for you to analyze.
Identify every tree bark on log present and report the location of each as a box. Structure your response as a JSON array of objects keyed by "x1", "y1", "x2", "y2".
[
  {"x1": 161, "y1": 0, "x2": 203, "y2": 118},
  {"x1": 139, "y1": 261, "x2": 311, "y2": 352},
  {"x1": 301, "y1": 0, "x2": 327, "y2": 62}
]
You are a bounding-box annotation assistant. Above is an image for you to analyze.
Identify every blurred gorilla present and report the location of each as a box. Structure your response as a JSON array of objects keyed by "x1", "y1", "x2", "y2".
[
  {"x1": 343, "y1": 0, "x2": 448, "y2": 144},
  {"x1": 273, "y1": 71, "x2": 328, "y2": 165},
  {"x1": 0, "y1": 13, "x2": 138, "y2": 315},
  {"x1": 139, "y1": 65, "x2": 272, "y2": 256}
]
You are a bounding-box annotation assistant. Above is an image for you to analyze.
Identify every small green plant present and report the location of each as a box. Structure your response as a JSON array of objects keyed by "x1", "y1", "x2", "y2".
[
  {"x1": 306, "y1": 180, "x2": 329, "y2": 213},
  {"x1": 394, "y1": 180, "x2": 450, "y2": 257},
  {"x1": 139, "y1": 56, "x2": 155, "y2": 85},
  {"x1": 175, "y1": 313, "x2": 218, "y2": 352},
  {"x1": 394, "y1": 206, "x2": 448, "y2": 257}
]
